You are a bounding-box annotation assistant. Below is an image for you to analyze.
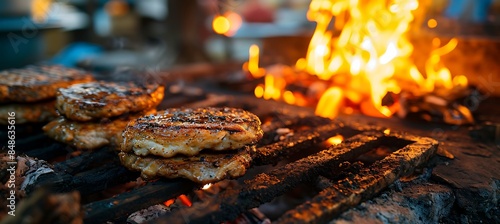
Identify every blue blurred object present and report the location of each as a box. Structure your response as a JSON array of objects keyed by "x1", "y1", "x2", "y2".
[
  {"x1": 0, "y1": 17, "x2": 48, "y2": 70},
  {"x1": 445, "y1": 0, "x2": 493, "y2": 23},
  {"x1": 50, "y1": 42, "x2": 103, "y2": 67}
]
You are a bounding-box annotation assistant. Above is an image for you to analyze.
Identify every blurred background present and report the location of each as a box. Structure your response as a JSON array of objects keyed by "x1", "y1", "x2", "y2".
[
  {"x1": 0, "y1": 0, "x2": 315, "y2": 71},
  {"x1": 1, "y1": 0, "x2": 500, "y2": 74}
]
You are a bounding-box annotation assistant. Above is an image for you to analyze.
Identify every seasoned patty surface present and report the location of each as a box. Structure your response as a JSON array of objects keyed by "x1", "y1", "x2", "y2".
[
  {"x1": 43, "y1": 110, "x2": 156, "y2": 150},
  {"x1": 56, "y1": 81, "x2": 165, "y2": 121},
  {"x1": 118, "y1": 147, "x2": 253, "y2": 183},
  {"x1": 0, "y1": 101, "x2": 58, "y2": 124},
  {"x1": 118, "y1": 107, "x2": 263, "y2": 158},
  {"x1": 0, "y1": 65, "x2": 94, "y2": 103}
]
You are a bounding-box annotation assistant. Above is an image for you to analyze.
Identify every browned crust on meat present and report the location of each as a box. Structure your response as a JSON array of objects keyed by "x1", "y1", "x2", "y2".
[
  {"x1": 55, "y1": 81, "x2": 165, "y2": 121},
  {"x1": 118, "y1": 147, "x2": 253, "y2": 183},
  {"x1": 0, "y1": 65, "x2": 94, "y2": 103},
  {"x1": 43, "y1": 109, "x2": 156, "y2": 150},
  {"x1": 118, "y1": 107, "x2": 263, "y2": 158},
  {"x1": 0, "y1": 100, "x2": 58, "y2": 124}
]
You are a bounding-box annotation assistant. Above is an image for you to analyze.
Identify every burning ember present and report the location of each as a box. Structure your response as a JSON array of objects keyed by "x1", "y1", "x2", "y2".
[{"x1": 241, "y1": 0, "x2": 471, "y2": 120}]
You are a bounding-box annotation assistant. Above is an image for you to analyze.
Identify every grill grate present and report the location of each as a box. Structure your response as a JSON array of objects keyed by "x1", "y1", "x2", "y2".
[
  {"x1": 9, "y1": 94, "x2": 438, "y2": 223},
  {"x1": 155, "y1": 131, "x2": 437, "y2": 223}
]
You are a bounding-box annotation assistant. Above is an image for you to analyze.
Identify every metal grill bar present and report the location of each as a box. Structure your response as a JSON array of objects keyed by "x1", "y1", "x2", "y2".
[
  {"x1": 276, "y1": 134, "x2": 438, "y2": 223},
  {"x1": 252, "y1": 123, "x2": 360, "y2": 165},
  {"x1": 83, "y1": 179, "x2": 195, "y2": 223},
  {"x1": 155, "y1": 132, "x2": 395, "y2": 223}
]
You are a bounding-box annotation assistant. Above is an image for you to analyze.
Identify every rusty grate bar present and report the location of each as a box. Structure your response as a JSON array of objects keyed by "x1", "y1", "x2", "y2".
[
  {"x1": 83, "y1": 179, "x2": 195, "y2": 224},
  {"x1": 252, "y1": 123, "x2": 360, "y2": 165},
  {"x1": 276, "y1": 134, "x2": 438, "y2": 223},
  {"x1": 154, "y1": 132, "x2": 389, "y2": 223}
]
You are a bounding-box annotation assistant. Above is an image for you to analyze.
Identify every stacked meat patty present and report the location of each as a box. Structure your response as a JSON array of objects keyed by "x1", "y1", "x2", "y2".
[
  {"x1": 117, "y1": 107, "x2": 263, "y2": 183},
  {"x1": 43, "y1": 81, "x2": 165, "y2": 150},
  {"x1": 0, "y1": 65, "x2": 94, "y2": 124}
]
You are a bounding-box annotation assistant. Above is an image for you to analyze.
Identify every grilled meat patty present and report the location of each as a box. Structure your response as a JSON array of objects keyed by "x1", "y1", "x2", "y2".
[
  {"x1": 56, "y1": 81, "x2": 164, "y2": 121},
  {"x1": 0, "y1": 65, "x2": 94, "y2": 103},
  {"x1": 43, "y1": 110, "x2": 156, "y2": 150},
  {"x1": 118, "y1": 147, "x2": 253, "y2": 183},
  {"x1": 118, "y1": 107, "x2": 263, "y2": 158},
  {"x1": 0, "y1": 100, "x2": 58, "y2": 124}
]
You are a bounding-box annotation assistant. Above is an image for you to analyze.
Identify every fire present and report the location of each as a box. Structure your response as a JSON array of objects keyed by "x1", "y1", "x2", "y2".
[
  {"x1": 327, "y1": 135, "x2": 344, "y2": 145},
  {"x1": 315, "y1": 87, "x2": 343, "y2": 119},
  {"x1": 383, "y1": 128, "x2": 391, "y2": 135},
  {"x1": 244, "y1": 45, "x2": 265, "y2": 78},
  {"x1": 178, "y1": 194, "x2": 192, "y2": 207},
  {"x1": 162, "y1": 194, "x2": 192, "y2": 208},
  {"x1": 248, "y1": 0, "x2": 467, "y2": 120},
  {"x1": 163, "y1": 199, "x2": 175, "y2": 207},
  {"x1": 303, "y1": 0, "x2": 419, "y2": 117}
]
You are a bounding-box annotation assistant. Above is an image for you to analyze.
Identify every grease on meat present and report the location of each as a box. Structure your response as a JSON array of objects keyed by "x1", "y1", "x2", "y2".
[
  {"x1": 43, "y1": 110, "x2": 156, "y2": 150},
  {"x1": 0, "y1": 65, "x2": 94, "y2": 103},
  {"x1": 118, "y1": 107, "x2": 263, "y2": 158},
  {"x1": 56, "y1": 81, "x2": 164, "y2": 121}
]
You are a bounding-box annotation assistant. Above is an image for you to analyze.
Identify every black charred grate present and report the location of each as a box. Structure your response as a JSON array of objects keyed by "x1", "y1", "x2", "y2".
[
  {"x1": 6, "y1": 94, "x2": 438, "y2": 223},
  {"x1": 154, "y1": 131, "x2": 437, "y2": 223}
]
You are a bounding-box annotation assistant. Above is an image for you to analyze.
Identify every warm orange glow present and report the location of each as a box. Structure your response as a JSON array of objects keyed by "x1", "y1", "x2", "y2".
[
  {"x1": 32, "y1": 0, "x2": 52, "y2": 22},
  {"x1": 212, "y1": 12, "x2": 242, "y2": 37},
  {"x1": 453, "y1": 75, "x2": 468, "y2": 87},
  {"x1": 298, "y1": 0, "x2": 420, "y2": 117},
  {"x1": 213, "y1": 15, "x2": 230, "y2": 34},
  {"x1": 262, "y1": 74, "x2": 285, "y2": 100},
  {"x1": 249, "y1": 0, "x2": 466, "y2": 120},
  {"x1": 226, "y1": 12, "x2": 243, "y2": 35},
  {"x1": 424, "y1": 38, "x2": 459, "y2": 91},
  {"x1": 106, "y1": 0, "x2": 130, "y2": 16},
  {"x1": 163, "y1": 199, "x2": 175, "y2": 207},
  {"x1": 427, "y1": 19, "x2": 438, "y2": 28},
  {"x1": 295, "y1": 58, "x2": 307, "y2": 71},
  {"x1": 383, "y1": 128, "x2": 391, "y2": 135},
  {"x1": 315, "y1": 87, "x2": 343, "y2": 119},
  {"x1": 254, "y1": 85, "x2": 264, "y2": 98},
  {"x1": 283, "y1": 91, "x2": 296, "y2": 105},
  {"x1": 248, "y1": 45, "x2": 265, "y2": 78},
  {"x1": 327, "y1": 135, "x2": 344, "y2": 145},
  {"x1": 178, "y1": 194, "x2": 192, "y2": 207}
]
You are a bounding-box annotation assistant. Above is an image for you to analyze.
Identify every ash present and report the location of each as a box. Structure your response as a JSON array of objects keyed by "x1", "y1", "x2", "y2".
[{"x1": 127, "y1": 204, "x2": 173, "y2": 224}]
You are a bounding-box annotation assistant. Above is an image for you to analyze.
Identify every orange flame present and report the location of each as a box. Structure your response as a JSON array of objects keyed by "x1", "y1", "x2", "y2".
[
  {"x1": 315, "y1": 87, "x2": 343, "y2": 119},
  {"x1": 249, "y1": 0, "x2": 466, "y2": 120},
  {"x1": 245, "y1": 45, "x2": 265, "y2": 78}
]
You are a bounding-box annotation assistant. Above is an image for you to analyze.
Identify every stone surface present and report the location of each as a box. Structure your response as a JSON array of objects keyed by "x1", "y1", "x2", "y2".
[
  {"x1": 339, "y1": 114, "x2": 500, "y2": 223},
  {"x1": 331, "y1": 180, "x2": 455, "y2": 224},
  {"x1": 432, "y1": 141, "x2": 500, "y2": 222}
]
